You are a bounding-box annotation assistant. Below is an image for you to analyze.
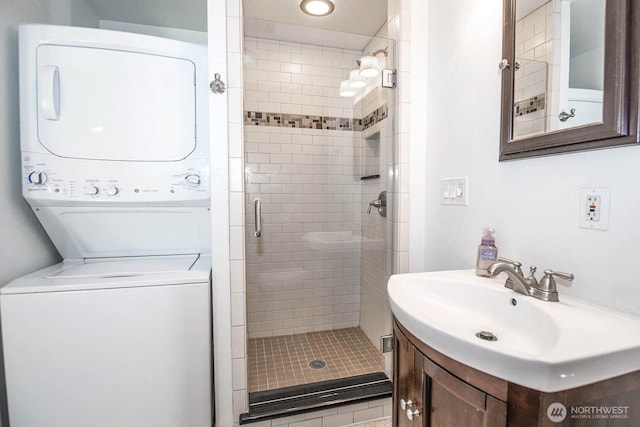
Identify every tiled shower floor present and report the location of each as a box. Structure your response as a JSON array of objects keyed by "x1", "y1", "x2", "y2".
[{"x1": 247, "y1": 327, "x2": 385, "y2": 393}]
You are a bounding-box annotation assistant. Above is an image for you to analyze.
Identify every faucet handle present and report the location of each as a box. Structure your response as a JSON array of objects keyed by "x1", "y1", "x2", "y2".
[
  {"x1": 526, "y1": 266, "x2": 539, "y2": 288},
  {"x1": 543, "y1": 269, "x2": 574, "y2": 282},
  {"x1": 536, "y1": 270, "x2": 574, "y2": 302}
]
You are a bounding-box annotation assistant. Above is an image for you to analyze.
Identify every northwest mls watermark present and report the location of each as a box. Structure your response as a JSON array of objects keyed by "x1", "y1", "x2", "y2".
[{"x1": 547, "y1": 402, "x2": 631, "y2": 423}]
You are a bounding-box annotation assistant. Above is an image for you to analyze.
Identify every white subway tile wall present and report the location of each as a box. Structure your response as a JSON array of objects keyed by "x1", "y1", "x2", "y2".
[{"x1": 244, "y1": 37, "x2": 366, "y2": 338}]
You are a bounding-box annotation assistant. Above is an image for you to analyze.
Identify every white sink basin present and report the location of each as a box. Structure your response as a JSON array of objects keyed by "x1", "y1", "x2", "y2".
[{"x1": 387, "y1": 270, "x2": 640, "y2": 392}]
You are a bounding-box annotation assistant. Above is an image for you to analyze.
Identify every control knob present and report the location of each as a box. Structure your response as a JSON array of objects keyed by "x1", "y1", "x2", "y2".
[
  {"x1": 84, "y1": 185, "x2": 100, "y2": 196},
  {"x1": 28, "y1": 171, "x2": 48, "y2": 186},
  {"x1": 106, "y1": 186, "x2": 119, "y2": 196},
  {"x1": 185, "y1": 174, "x2": 201, "y2": 188}
]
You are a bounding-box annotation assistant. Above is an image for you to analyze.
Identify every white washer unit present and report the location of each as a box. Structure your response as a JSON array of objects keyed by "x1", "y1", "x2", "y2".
[
  {"x1": 1, "y1": 256, "x2": 212, "y2": 427},
  {"x1": 1, "y1": 25, "x2": 213, "y2": 427}
]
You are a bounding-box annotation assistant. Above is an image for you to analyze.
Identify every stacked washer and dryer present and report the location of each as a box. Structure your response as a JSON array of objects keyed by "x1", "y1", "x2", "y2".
[{"x1": 1, "y1": 25, "x2": 213, "y2": 426}]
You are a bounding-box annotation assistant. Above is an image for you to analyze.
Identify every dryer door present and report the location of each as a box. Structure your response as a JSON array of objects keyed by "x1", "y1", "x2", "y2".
[{"x1": 36, "y1": 45, "x2": 197, "y2": 161}]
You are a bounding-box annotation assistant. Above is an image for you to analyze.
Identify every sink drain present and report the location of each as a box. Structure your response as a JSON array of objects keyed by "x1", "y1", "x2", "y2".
[
  {"x1": 308, "y1": 359, "x2": 327, "y2": 369},
  {"x1": 476, "y1": 331, "x2": 498, "y2": 342}
]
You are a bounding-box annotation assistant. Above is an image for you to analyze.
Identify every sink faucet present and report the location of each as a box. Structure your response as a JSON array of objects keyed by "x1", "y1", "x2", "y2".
[
  {"x1": 487, "y1": 259, "x2": 574, "y2": 302},
  {"x1": 487, "y1": 260, "x2": 537, "y2": 297}
]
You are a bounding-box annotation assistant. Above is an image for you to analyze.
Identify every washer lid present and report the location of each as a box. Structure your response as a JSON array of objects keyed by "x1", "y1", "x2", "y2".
[
  {"x1": 1, "y1": 255, "x2": 211, "y2": 295},
  {"x1": 45, "y1": 255, "x2": 198, "y2": 279}
]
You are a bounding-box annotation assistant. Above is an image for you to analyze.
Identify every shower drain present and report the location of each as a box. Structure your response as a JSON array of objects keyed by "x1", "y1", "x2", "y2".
[{"x1": 308, "y1": 359, "x2": 327, "y2": 370}]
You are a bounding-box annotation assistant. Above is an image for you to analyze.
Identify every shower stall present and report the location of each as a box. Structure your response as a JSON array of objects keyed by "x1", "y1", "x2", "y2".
[{"x1": 241, "y1": 27, "x2": 396, "y2": 417}]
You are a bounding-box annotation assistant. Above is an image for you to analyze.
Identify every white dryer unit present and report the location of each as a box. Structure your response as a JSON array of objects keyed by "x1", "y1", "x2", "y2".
[
  {"x1": 19, "y1": 24, "x2": 211, "y2": 259},
  {"x1": 1, "y1": 25, "x2": 213, "y2": 427}
]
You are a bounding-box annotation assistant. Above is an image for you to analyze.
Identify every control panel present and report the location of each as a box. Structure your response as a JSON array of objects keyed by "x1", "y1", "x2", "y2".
[{"x1": 22, "y1": 152, "x2": 210, "y2": 205}]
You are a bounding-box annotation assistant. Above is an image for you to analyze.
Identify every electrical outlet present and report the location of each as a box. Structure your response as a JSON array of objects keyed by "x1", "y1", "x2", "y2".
[
  {"x1": 579, "y1": 188, "x2": 610, "y2": 230},
  {"x1": 585, "y1": 195, "x2": 601, "y2": 222}
]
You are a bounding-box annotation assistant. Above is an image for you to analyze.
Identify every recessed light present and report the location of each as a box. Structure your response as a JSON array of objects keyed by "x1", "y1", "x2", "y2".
[{"x1": 300, "y1": 0, "x2": 335, "y2": 17}]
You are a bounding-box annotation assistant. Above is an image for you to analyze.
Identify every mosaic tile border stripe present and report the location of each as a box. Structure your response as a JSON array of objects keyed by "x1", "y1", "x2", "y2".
[
  {"x1": 362, "y1": 105, "x2": 388, "y2": 131},
  {"x1": 514, "y1": 93, "x2": 546, "y2": 117},
  {"x1": 244, "y1": 104, "x2": 388, "y2": 132}
]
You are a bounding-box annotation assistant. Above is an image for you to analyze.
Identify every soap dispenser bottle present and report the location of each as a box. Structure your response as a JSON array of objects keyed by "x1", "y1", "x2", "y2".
[{"x1": 476, "y1": 228, "x2": 498, "y2": 277}]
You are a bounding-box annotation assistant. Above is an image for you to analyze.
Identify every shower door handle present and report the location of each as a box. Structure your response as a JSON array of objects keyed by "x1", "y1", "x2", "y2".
[{"x1": 254, "y1": 198, "x2": 262, "y2": 238}]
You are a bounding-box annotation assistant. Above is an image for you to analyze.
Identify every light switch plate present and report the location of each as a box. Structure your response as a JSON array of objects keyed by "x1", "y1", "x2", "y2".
[{"x1": 441, "y1": 177, "x2": 468, "y2": 206}]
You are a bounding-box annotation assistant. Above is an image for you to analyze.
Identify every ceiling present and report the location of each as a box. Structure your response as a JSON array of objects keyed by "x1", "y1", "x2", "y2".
[
  {"x1": 83, "y1": 0, "x2": 208, "y2": 32},
  {"x1": 83, "y1": 0, "x2": 387, "y2": 50},
  {"x1": 516, "y1": 0, "x2": 547, "y2": 21},
  {"x1": 243, "y1": 0, "x2": 386, "y2": 37}
]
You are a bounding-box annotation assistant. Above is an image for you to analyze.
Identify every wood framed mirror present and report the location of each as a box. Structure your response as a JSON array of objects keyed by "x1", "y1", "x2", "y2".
[{"x1": 499, "y1": 0, "x2": 639, "y2": 160}]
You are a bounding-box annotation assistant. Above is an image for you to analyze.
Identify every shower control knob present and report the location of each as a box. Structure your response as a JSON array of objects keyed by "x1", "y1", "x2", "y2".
[
  {"x1": 84, "y1": 185, "x2": 99, "y2": 196},
  {"x1": 28, "y1": 171, "x2": 48, "y2": 186},
  {"x1": 106, "y1": 186, "x2": 119, "y2": 196},
  {"x1": 184, "y1": 174, "x2": 201, "y2": 188}
]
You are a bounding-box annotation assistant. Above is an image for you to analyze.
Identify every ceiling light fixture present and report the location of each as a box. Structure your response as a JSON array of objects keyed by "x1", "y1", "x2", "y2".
[
  {"x1": 359, "y1": 55, "x2": 380, "y2": 77},
  {"x1": 339, "y1": 80, "x2": 356, "y2": 97},
  {"x1": 348, "y1": 69, "x2": 367, "y2": 88},
  {"x1": 359, "y1": 47, "x2": 388, "y2": 77},
  {"x1": 338, "y1": 47, "x2": 390, "y2": 96},
  {"x1": 300, "y1": 0, "x2": 335, "y2": 17}
]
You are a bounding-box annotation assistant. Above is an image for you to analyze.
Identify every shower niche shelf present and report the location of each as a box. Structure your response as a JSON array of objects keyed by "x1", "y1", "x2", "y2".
[
  {"x1": 361, "y1": 174, "x2": 380, "y2": 180},
  {"x1": 355, "y1": 130, "x2": 381, "y2": 180}
]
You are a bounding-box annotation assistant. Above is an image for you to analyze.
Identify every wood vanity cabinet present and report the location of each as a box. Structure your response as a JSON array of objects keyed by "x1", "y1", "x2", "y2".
[{"x1": 393, "y1": 320, "x2": 640, "y2": 427}]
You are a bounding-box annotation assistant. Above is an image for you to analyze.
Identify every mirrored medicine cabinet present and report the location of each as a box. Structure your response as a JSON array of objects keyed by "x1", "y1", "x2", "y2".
[{"x1": 499, "y1": 0, "x2": 640, "y2": 160}]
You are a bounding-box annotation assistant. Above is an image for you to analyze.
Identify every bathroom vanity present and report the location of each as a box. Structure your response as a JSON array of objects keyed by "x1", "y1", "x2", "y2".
[
  {"x1": 393, "y1": 320, "x2": 640, "y2": 426},
  {"x1": 387, "y1": 270, "x2": 640, "y2": 426}
]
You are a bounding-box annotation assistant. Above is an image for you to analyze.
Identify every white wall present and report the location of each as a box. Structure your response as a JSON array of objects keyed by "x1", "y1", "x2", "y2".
[
  {"x1": 100, "y1": 20, "x2": 207, "y2": 44},
  {"x1": 0, "y1": 2, "x2": 98, "y2": 425},
  {"x1": 569, "y1": 47, "x2": 604, "y2": 90},
  {"x1": 0, "y1": 1, "x2": 79, "y2": 289},
  {"x1": 69, "y1": 0, "x2": 99, "y2": 27},
  {"x1": 415, "y1": 0, "x2": 640, "y2": 316},
  {"x1": 0, "y1": 1, "x2": 99, "y2": 287}
]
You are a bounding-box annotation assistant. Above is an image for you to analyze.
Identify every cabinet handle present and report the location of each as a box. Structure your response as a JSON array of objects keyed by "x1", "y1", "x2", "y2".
[
  {"x1": 400, "y1": 399, "x2": 413, "y2": 410},
  {"x1": 407, "y1": 407, "x2": 421, "y2": 421}
]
